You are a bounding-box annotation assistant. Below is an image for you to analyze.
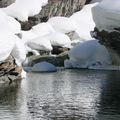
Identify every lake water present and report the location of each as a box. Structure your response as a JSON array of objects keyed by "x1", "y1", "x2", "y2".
[{"x1": 0, "y1": 69, "x2": 120, "y2": 120}]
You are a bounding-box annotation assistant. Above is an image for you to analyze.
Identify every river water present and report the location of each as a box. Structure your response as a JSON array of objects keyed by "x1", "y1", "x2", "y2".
[{"x1": 0, "y1": 69, "x2": 120, "y2": 120}]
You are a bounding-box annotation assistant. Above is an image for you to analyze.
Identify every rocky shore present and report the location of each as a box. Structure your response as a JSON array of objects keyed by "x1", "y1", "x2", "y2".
[{"x1": 0, "y1": 56, "x2": 22, "y2": 84}]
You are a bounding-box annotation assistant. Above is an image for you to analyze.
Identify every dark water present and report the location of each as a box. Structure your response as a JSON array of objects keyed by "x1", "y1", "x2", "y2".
[{"x1": 0, "y1": 70, "x2": 120, "y2": 120}]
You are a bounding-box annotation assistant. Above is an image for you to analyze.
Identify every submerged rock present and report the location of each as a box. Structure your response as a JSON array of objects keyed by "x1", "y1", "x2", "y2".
[{"x1": 32, "y1": 61, "x2": 57, "y2": 72}]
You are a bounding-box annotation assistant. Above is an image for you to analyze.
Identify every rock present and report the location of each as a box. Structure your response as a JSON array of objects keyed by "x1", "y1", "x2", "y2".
[
  {"x1": 20, "y1": 0, "x2": 86, "y2": 30},
  {"x1": 92, "y1": 27, "x2": 120, "y2": 55},
  {"x1": 38, "y1": 0, "x2": 86, "y2": 21},
  {"x1": 31, "y1": 61, "x2": 57, "y2": 72},
  {"x1": 20, "y1": 17, "x2": 38, "y2": 31},
  {"x1": 28, "y1": 52, "x2": 69, "y2": 67},
  {"x1": 52, "y1": 46, "x2": 70, "y2": 55},
  {"x1": 85, "y1": 0, "x2": 92, "y2": 4},
  {"x1": 92, "y1": 27, "x2": 120, "y2": 65},
  {"x1": 0, "y1": 0, "x2": 15, "y2": 7},
  {"x1": 0, "y1": 56, "x2": 22, "y2": 83}
]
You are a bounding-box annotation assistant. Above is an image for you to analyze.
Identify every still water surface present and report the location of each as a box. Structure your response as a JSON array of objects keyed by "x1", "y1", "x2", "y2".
[{"x1": 0, "y1": 70, "x2": 120, "y2": 120}]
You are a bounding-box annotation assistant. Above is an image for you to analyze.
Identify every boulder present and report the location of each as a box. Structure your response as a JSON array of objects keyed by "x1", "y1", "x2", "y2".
[
  {"x1": 31, "y1": 61, "x2": 57, "y2": 72},
  {"x1": 92, "y1": 27, "x2": 120, "y2": 58},
  {"x1": 28, "y1": 52, "x2": 69, "y2": 67}
]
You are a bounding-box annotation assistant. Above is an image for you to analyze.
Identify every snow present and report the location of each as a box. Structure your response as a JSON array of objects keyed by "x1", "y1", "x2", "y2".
[
  {"x1": 11, "y1": 36, "x2": 26, "y2": 66},
  {"x1": 27, "y1": 36, "x2": 52, "y2": 51},
  {"x1": 0, "y1": 34, "x2": 16, "y2": 62},
  {"x1": 0, "y1": 10, "x2": 21, "y2": 34},
  {"x1": 48, "y1": 16, "x2": 77, "y2": 33},
  {"x1": 0, "y1": 0, "x2": 118, "y2": 72},
  {"x1": 32, "y1": 22, "x2": 55, "y2": 36},
  {"x1": 31, "y1": 61, "x2": 57, "y2": 72},
  {"x1": 70, "y1": 3, "x2": 97, "y2": 40},
  {"x1": 21, "y1": 30, "x2": 37, "y2": 44},
  {"x1": 2, "y1": 0, "x2": 48, "y2": 21},
  {"x1": 92, "y1": 0, "x2": 120, "y2": 31},
  {"x1": 64, "y1": 40, "x2": 112, "y2": 69},
  {"x1": 46, "y1": 32, "x2": 71, "y2": 47}
]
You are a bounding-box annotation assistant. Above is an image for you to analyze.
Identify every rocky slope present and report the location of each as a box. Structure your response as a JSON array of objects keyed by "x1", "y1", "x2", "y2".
[{"x1": 21, "y1": 0, "x2": 87, "y2": 30}]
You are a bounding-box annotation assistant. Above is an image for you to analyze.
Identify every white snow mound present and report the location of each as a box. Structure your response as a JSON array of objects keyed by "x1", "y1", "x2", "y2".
[
  {"x1": 27, "y1": 36, "x2": 52, "y2": 51},
  {"x1": 48, "y1": 16, "x2": 77, "y2": 33},
  {"x1": 64, "y1": 40, "x2": 112, "y2": 69},
  {"x1": 32, "y1": 22, "x2": 55, "y2": 36},
  {"x1": 92, "y1": 0, "x2": 120, "y2": 31},
  {"x1": 2, "y1": 0, "x2": 48, "y2": 21},
  {"x1": 11, "y1": 36, "x2": 26, "y2": 66}
]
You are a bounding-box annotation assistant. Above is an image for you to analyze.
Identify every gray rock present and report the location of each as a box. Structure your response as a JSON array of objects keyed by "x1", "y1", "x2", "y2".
[
  {"x1": 20, "y1": 0, "x2": 86, "y2": 30},
  {"x1": 92, "y1": 27, "x2": 120, "y2": 55},
  {"x1": 0, "y1": 0, "x2": 15, "y2": 7},
  {"x1": 28, "y1": 52, "x2": 69, "y2": 67},
  {"x1": 85, "y1": 0, "x2": 92, "y2": 4},
  {"x1": 52, "y1": 46, "x2": 70, "y2": 55},
  {"x1": 92, "y1": 27, "x2": 120, "y2": 65},
  {"x1": 0, "y1": 56, "x2": 22, "y2": 84}
]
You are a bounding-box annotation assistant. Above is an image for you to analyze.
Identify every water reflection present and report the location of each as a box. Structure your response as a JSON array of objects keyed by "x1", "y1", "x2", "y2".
[
  {"x1": 0, "y1": 70, "x2": 120, "y2": 120},
  {"x1": 96, "y1": 71, "x2": 120, "y2": 120}
]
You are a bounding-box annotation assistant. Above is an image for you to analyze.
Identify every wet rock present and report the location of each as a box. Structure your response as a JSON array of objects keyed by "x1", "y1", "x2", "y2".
[
  {"x1": 0, "y1": 56, "x2": 22, "y2": 83},
  {"x1": 28, "y1": 52, "x2": 69, "y2": 67},
  {"x1": 52, "y1": 46, "x2": 70, "y2": 55}
]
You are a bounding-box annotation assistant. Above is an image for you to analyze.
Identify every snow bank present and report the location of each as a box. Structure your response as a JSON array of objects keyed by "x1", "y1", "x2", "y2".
[
  {"x1": 27, "y1": 36, "x2": 52, "y2": 51},
  {"x1": 11, "y1": 36, "x2": 26, "y2": 66},
  {"x1": 92, "y1": 0, "x2": 120, "y2": 31},
  {"x1": 31, "y1": 61, "x2": 57, "y2": 72},
  {"x1": 64, "y1": 40, "x2": 112, "y2": 69},
  {"x1": 46, "y1": 32, "x2": 71, "y2": 47},
  {"x1": 48, "y1": 16, "x2": 77, "y2": 33},
  {"x1": 21, "y1": 30, "x2": 37, "y2": 44},
  {"x1": 0, "y1": 34, "x2": 16, "y2": 62},
  {"x1": 2, "y1": 0, "x2": 48, "y2": 21},
  {"x1": 32, "y1": 22, "x2": 55, "y2": 36},
  {"x1": 70, "y1": 3, "x2": 97, "y2": 40},
  {"x1": 0, "y1": 10, "x2": 21, "y2": 34}
]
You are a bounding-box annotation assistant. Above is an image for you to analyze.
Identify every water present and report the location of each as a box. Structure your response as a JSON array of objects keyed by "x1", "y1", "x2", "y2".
[{"x1": 0, "y1": 70, "x2": 120, "y2": 120}]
